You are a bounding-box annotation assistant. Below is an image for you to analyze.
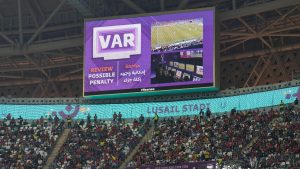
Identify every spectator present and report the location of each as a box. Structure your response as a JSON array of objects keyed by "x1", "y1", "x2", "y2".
[
  {"x1": 153, "y1": 112, "x2": 159, "y2": 127},
  {"x1": 18, "y1": 115, "x2": 23, "y2": 125},
  {"x1": 0, "y1": 115, "x2": 63, "y2": 168},
  {"x1": 87, "y1": 113, "x2": 91, "y2": 125},
  {"x1": 48, "y1": 115, "x2": 53, "y2": 124},
  {"x1": 40, "y1": 116, "x2": 44, "y2": 126},
  {"x1": 113, "y1": 112, "x2": 117, "y2": 121},
  {"x1": 10, "y1": 117, "x2": 15, "y2": 126},
  {"x1": 231, "y1": 107, "x2": 237, "y2": 116},
  {"x1": 94, "y1": 114, "x2": 98, "y2": 123},
  {"x1": 279, "y1": 100, "x2": 285, "y2": 111},
  {"x1": 79, "y1": 119, "x2": 84, "y2": 127},
  {"x1": 139, "y1": 114, "x2": 144, "y2": 123},
  {"x1": 118, "y1": 112, "x2": 122, "y2": 123},
  {"x1": 295, "y1": 98, "x2": 299, "y2": 105},
  {"x1": 67, "y1": 115, "x2": 72, "y2": 128},
  {"x1": 52, "y1": 119, "x2": 151, "y2": 169},
  {"x1": 54, "y1": 115, "x2": 59, "y2": 126},
  {"x1": 206, "y1": 108, "x2": 211, "y2": 118},
  {"x1": 6, "y1": 113, "x2": 11, "y2": 120},
  {"x1": 199, "y1": 108, "x2": 204, "y2": 122},
  {"x1": 129, "y1": 108, "x2": 286, "y2": 168}
]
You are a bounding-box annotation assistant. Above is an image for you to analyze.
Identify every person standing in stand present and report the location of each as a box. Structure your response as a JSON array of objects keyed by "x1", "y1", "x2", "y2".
[
  {"x1": 153, "y1": 112, "x2": 159, "y2": 127},
  {"x1": 206, "y1": 108, "x2": 212, "y2": 119},
  {"x1": 113, "y1": 112, "x2": 117, "y2": 121},
  {"x1": 54, "y1": 115, "x2": 59, "y2": 126},
  {"x1": 6, "y1": 113, "x2": 11, "y2": 120},
  {"x1": 279, "y1": 100, "x2": 285, "y2": 111},
  {"x1": 67, "y1": 115, "x2": 72, "y2": 128},
  {"x1": 87, "y1": 113, "x2": 91, "y2": 126},
  {"x1": 118, "y1": 112, "x2": 122, "y2": 123},
  {"x1": 94, "y1": 114, "x2": 97, "y2": 124},
  {"x1": 199, "y1": 109, "x2": 204, "y2": 122},
  {"x1": 139, "y1": 114, "x2": 144, "y2": 124},
  {"x1": 48, "y1": 115, "x2": 53, "y2": 126},
  {"x1": 294, "y1": 98, "x2": 299, "y2": 106}
]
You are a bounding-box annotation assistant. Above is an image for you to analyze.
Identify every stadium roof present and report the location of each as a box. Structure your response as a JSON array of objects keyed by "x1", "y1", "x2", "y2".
[{"x1": 0, "y1": 0, "x2": 300, "y2": 93}]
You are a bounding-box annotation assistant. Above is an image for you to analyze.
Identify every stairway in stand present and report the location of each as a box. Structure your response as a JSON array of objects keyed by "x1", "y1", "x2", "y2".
[
  {"x1": 119, "y1": 126, "x2": 155, "y2": 169},
  {"x1": 43, "y1": 128, "x2": 71, "y2": 169}
]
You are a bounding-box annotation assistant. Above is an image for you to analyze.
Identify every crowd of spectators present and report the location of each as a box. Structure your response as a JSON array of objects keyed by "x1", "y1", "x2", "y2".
[
  {"x1": 246, "y1": 108, "x2": 300, "y2": 168},
  {"x1": 0, "y1": 114, "x2": 64, "y2": 169},
  {"x1": 51, "y1": 114, "x2": 151, "y2": 169},
  {"x1": 0, "y1": 99, "x2": 299, "y2": 169},
  {"x1": 128, "y1": 104, "x2": 299, "y2": 168}
]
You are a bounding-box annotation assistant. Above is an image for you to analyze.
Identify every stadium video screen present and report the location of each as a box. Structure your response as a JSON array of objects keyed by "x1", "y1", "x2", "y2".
[{"x1": 84, "y1": 8, "x2": 216, "y2": 97}]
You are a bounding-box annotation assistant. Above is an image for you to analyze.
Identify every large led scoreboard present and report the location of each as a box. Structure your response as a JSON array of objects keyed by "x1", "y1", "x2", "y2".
[{"x1": 84, "y1": 8, "x2": 218, "y2": 98}]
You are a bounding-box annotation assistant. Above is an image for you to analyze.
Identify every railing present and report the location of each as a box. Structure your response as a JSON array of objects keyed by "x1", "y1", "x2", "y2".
[{"x1": 0, "y1": 80, "x2": 299, "y2": 105}]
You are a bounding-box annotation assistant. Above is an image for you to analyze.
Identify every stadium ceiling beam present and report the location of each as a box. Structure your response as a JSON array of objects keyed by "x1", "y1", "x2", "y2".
[
  {"x1": 66, "y1": 0, "x2": 95, "y2": 17},
  {"x1": 25, "y1": 0, "x2": 40, "y2": 28},
  {"x1": 50, "y1": 81, "x2": 60, "y2": 97},
  {"x1": 6, "y1": 57, "x2": 18, "y2": 69},
  {"x1": 222, "y1": 25, "x2": 300, "y2": 37},
  {"x1": 121, "y1": 0, "x2": 146, "y2": 13},
  {"x1": 256, "y1": 14, "x2": 266, "y2": 22},
  {"x1": 220, "y1": 0, "x2": 300, "y2": 21},
  {"x1": 56, "y1": 67, "x2": 83, "y2": 78},
  {"x1": 221, "y1": 32, "x2": 252, "y2": 36},
  {"x1": 0, "y1": 75, "x2": 82, "y2": 87},
  {"x1": 177, "y1": 0, "x2": 189, "y2": 10},
  {"x1": 0, "y1": 74, "x2": 42, "y2": 80},
  {"x1": 221, "y1": 43, "x2": 300, "y2": 62},
  {"x1": 113, "y1": 3, "x2": 126, "y2": 16},
  {"x1": 31, "y1": 0, "x2": 45, "y2": 21},
  {"x1": 268, "y1": 25, "x2": 300, "y2": 34},
  {"x1": 24, "y1": 54, "x2": 48, "y2": 78},
  {"x1": 221, "y1": 36, "x2": 248, "y2": 43},
  {"x1": 0, "y1": 12, "x2": 4, "y2": 20},
  {"x1": 238, "y1": 18, "x2": 273, "y2": 50},
  {"x1": 17, "y1": 0, "x2": 23, "y2": 45},
  {"x1": 259, "y1": 6, "x2": 298, "y2": 34},
  {"x1": 268, "y1": 34, "x2": 300, "y2": 37},
  {"x1": 39, "y1": 83, "x2": 50, "y2": 97},
  {"x1": 221, "y1": 6, "x2": 299, "y2": 53},
  {"x1": 160, "y1": 0, "x2": 165, "y2": 11},
  {"x1": 0, "y1": 61, "x2": 82, "y2": 73},
  {"x1": 1, "y1": 23, "x2": 81, "y2": 35},
  {"x1": 232, "y1": 0, "x2": 236, "y2": 10},
  {"x1": 220, "y1": 38, "x2": 250, "y2": 53},
  {"x1": 0, "y1": 37, "x2": 82, "y2": 57},
  {"x1": 275, "y1": 9, "x2": 295, "y2": 25},
  {"x1": 0, "y1": 32, "x2": 15, "y2": 45},
  {"x1": 26, "y1": 0, "x2": 67, "y2": 46}
]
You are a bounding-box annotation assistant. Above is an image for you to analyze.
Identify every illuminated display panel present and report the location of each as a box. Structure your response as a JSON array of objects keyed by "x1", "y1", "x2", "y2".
[{"x1": 84, "y1": 8, "x2": 216, "y2": 98}]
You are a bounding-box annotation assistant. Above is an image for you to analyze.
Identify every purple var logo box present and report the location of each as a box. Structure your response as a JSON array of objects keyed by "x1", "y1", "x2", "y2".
[{"x1": 93, "y1": 24, "x2": 142, "y2": 60}]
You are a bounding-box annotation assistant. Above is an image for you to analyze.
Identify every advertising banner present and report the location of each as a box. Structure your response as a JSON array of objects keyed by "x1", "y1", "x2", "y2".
[
  {"x1": 126, "y1": 161, "x2": 217, "y2": 169},
  {"x1": 1, "y1": 86, "x2": 299, "y2": 120}
]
